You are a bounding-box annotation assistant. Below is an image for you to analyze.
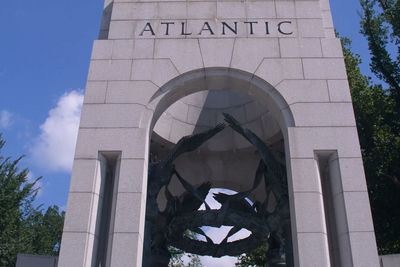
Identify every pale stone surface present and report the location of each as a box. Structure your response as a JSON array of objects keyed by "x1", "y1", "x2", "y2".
[
  {"x1": 294, "y1": 192, "x2": 327, "y2": 233},
  {"x1": 381, "y1": 254, "x2": 400, "y2": 267},
  {"x1": 295, "y1": 1, "x2": 322, "y2": 19},
  {"x1": 153, "y1": 113, "x2": 173, "y2": 140},
  {"x1": 113, "y1": 192, "x2": 143, "y2": 233},
  {"x1": 132, "y1": 39, "x2": 154, "y2": 59},
  {"x1": 158, "y1": 2, "x2": 187, "y2": 19},
  {"x1": 276, "y1": 1, "x2": 295, "y2": 18},
  {"x1": 154, "y1": 39, "x2": 203, "y2": 73},
  {"x1": 291, "y1": 158, "x2": 322, "y2": 193},
  {"x1": 110, "y1": 233, "x2": 141, "y2": 267},
  {"x1": 324, "y1": 28, "x2": 336, "y2": 38},
  {"x1": 297, "y1": 233, "x2": 330, "y2": 267},
  {"x1": 246, "y1": 1, "x2": 276, "y2": 18},
  {"x1": 169, "y1": 119, "x2": 197, "y2": 143},
  {"x1": 187, "y1": 2, "x2": 217, "y2": 19},
  {"x1": 297, "y1": 19, "x2": 325, "y2": 38},
  {"x1": 231, "y1": 38, "x2": 280, "y2": 73},
  {"x1": 60, "y1": 0, "x2": 380, "y2": 266},
  {"x1": 117, "y1": 159, "x2": 146, "y2": 193},
  {"x1": 217, "y1": 2, "x2": 246, "y2": 19},
  {"x1": 58, "y1": 232, "x2": 95, "y2": 267},
  {"x1": 322, "y1": 10, "x2": 335, "y2": 29},
  {"x1": 340, "y1": 158, "x2": 369, "y2": 191},
  {"x1": 113, "y1": 3, "x2": 158, "y2": 20},
  {"x1": 74, "y1": 128, "x2": 147, "y2": 159},
  {"x1": 343, "y1": 191, "x2": 375, "y2": 232},
  {"x1": 131, "y1": 59, "x2": 179, "y2": 87},
  {"x1": 84, "y1": 81, "x2": 107, "y2": 104},
  {"x1": 199, "y1": 38, "x2": 234, "y2": 68},
  {"x1": 321, "y1": 38, "x2": 344, "y2": 57},
  {"x1": 288, "y1": 127, "x2": 362, "y2": 158},
  {"x1": 290, "y1": 102, "x2": 356, "y2": 127},
  {"x1": 328, "y1": 79, "x2": 352, "y2": 102},
  {"x1": 349, "y1": 232, "x2": 380, "y2": 267},
  {"x1": 63, "y1": 193, "x2": 96, "y2": 233},
  {"x1": 320, "y1": 0, "x2": 332, "y2": 12},
  {"x1": 92, "y1": 40, "x2": 113, "y2": 60},
  {"x1": 280, "y1": 38, "x2": 323, "y2": 58},
  {"x1": 332, "y1": 157, "x2": 368, "y2": 193},
  {"x1": 88, "y1": 60, "x2": 132, "y2": 81},
  {"x1": 303, "y1": 58, "x2": 347, "y2": 79},
  {"x1": 79, "y1": 104, "x2": 144, "y2": 128},
  {"x1": 167, "y1": 100, "x2": 189, "y2": 122},
  {"x1": 256, "y1": 58, "x2": 304, "y2": 86},
  {"x1": 276, "y1": 80, "x2": 329, "y2": 104},
  {"x1": 108, "y1": 20, "x2": 136, "y2": 39},
  {"x1": 106, "y1": 81, "x2": 158, "y2": 104},
  {"x1": 69, "y1": 159, "x2": 99, "y2": 193},
  {"x1": 112, "y1": 40, "x2": 134, "y2": 59}
]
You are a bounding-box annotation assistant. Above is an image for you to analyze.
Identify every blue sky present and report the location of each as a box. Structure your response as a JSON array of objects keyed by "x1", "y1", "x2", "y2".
[
  {"x1": 0, "y1": 0, "x2": 104, "y2": 209},
  {"x1": 0, "y1": 0, "x2": 376, "y2": 263}
]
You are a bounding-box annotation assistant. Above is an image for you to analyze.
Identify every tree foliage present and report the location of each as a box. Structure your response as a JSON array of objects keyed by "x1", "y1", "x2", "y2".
[
  {"x1": 0, "y1": 133, "x2": 65, "y2": 266},
  {"x1": 235, "y1": 245, "x2": 268, "y2": 267},
  {"x1": 360, "y1": 0, "x2": 400, "y2": 106},
  {"x1": 358, "y1": 0, "x2": 400, "y2": 254},
  {"x1": 27, "y1": 205, "x2": 65, "y2": 256},
  {"x1": 0, "y1": 133, "x2": 40, "y2": 266}
]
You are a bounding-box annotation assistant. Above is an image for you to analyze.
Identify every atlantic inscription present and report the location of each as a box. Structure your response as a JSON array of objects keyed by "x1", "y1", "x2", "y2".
[{"x1": 137, "y1": 20, "x2": 294, "y2": 37}]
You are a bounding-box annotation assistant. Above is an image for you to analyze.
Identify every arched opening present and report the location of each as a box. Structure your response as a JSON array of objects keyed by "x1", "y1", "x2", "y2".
[{"x1": 143, "y1": 68, "x2": 295, "y2": 266}]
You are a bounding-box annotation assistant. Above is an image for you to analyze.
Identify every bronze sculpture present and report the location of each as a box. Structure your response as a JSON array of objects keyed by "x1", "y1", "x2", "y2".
[{"x1": 144, "y1": 114, "x2": 292, "y2": 266}]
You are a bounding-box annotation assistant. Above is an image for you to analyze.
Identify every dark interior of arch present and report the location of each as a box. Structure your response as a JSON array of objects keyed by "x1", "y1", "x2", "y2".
[{"x1": 143, "y1": 85, "x2": 294, "y2": 266}]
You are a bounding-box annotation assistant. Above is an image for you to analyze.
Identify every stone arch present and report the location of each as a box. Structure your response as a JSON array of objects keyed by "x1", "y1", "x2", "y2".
[
  {"x1": 140, "y1": 67, "x2": 296, "y2": 198},
  {"x1": 141, "y1": 67, "x2": 296, "y2": 265},
  {"x1": 146, "y1": 67, "x2": 295, "y2": 135},
  {"x1": 140, "y1": 66, "x2": 295, "y2": 205}
]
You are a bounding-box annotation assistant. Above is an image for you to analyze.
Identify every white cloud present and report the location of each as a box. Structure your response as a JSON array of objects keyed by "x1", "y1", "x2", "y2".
[
  {"x1": 0, "y1": 110, "x2": 12, "y2": 129},
  {"x1": 30, "y1": 90, "x2": 83, "y2": 172}
]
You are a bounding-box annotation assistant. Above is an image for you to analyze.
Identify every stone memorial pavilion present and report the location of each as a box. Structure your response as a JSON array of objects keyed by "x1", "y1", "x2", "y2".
[{"x1": 58, "y1": 0, "x2": 381, "y2": 266}]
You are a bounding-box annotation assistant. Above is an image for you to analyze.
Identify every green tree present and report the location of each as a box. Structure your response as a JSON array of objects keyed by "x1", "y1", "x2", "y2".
[
  {"x1": 0, "y1": 133, "x2": 40, "y2": 266},
  {"x1": 27, "y1": 205, "x2": 65, "y2": 256},
  {"x1": 0, "y1": 133, "x2": 65, "y2": 266},
  {"x1": 358, "y1": 0, "x2": 400, "y2": 254},
  {"x1": 235, "y1": 245, "x2": 268, "y2": 267},
  {"x1": 360, "y1": 0, "x2": 400, "y2": 107}
]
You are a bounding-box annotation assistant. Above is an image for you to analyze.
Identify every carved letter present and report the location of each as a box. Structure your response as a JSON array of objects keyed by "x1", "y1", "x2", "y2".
[
  {"x1": 161, "y1": 22, "x2": 175, "y2": 35},
  {"x1": 265, "y1": 22, "x2": 270, "y2": 35},
  {"x1": 222, "y1": 22, "x2": 238, "y2": 35},
  {"x1": 198, "y1": 22, "x2": 215, "y2": 35},
  {"x1": 139, "y1": 22, "x2": 155, "y2": 36},
  {"x1": 278, "y1": 21, "x2": 293, "y2": 35},
  {"x1": 181, "y1": 22, "x2": 192, "y2": 36},
  {"x1": 244, "y1": 21, "x2": 258, "y2": 35}
]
